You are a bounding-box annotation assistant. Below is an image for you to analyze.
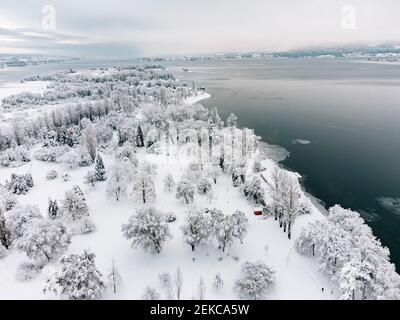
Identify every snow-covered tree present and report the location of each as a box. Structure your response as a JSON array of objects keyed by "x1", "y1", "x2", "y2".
[
  {"x1": 14, "y1": 220, "x2": 71, "y2": 264},
  {"x1": 298, "y1": 199, "x2": 312, "y2": 215},
  {"x1": 175, "y1": 267, "x2": 183, "y2": 300},
  {"x1": 234, "y1": 261, "x2": 275, "y2": 300},
  {"x1": 0, "y1": 185, "x2": 17, "y2": 211},
  {"x1": 0, "y1": 209, "x2": 11, "y2": 249},
  {"x1": 132, "y1": 173, "x2": 156, "y2": 204},
  {"x1": 295, "y1": 220, "x2": 327, "y2": 257},
  {"x1": 43, "y1": 250, "x2": 105, "y2": 300},
  {"x1": 77, "y1": 218, "x2": 96, "y2": 234},
  {"x1": 145, "y1": 127, "x2": 159, "y2": 149},
  {"x1": 208, "y1": 107, "x2": 223, "y2": 129},
  {"x1": 107, "y1": 259, "x2": 123, "y2": 294},
  {"x1": 231, "y1": 166, "x2": 245, "y2": 187},
  {"x1": 339, "y1": 257, "x2": 373, "y2": 300},
  {"x1": 226, "y1": 113, "x2": 238, "y2": 127},
  {"x1": 281, "y1": 175, "x2": 301, "y2": 239},
  {"x1": 15, "y1": 262, "x2": 40, "y2": 280},
  {"x1": 122, "y1": 207, "x2": 172, "y2": 254},
  {"x1": 176, "y1": 181, "x2": 195, "y2": 204},
  {"x1": 0, "y1": 145, "x2": 31, "y2": 167},
  {"x1": 211, "y1": 209, "x2": 247, "y2": 252},
  {"x1": 163, "y1": 173, "x2": 175, "y2": 192},
  {"x1": 95, "y1": 122, "x2": 113, "y2": 145},
  {"x1": 0, "y1": 243, "x2": 7, "y2": 259},
  {"x1": 82, "y1": 122, "x2": 97, "y2": 161},
  {"x1": 142, "y1": 286, "x2": 160, "y2": 300},
  {"x1": 140, "y1": 161, "x2": 158, "y2": 176},
  {"x1": 46, "y1": 169, "x2": 59, "y2": 180},
  {"x1": 48, "y1": 199, "x2": 59, "y2": 220},
  {"x1": 84, "y1": 171, "x2": 97, "y2": 187},
  {"x1": 62, "y1": 173, "x2": 72, "y2": 182},
  {"x1": 197, "y1": 277, "x2": 206, "y2": 300},
  {"x1": 165, "y1": 212, "x2": 177, "y2": 223},
  {"x1": 231, "y1": 210, "x2": 248, "y2": 244},
  {"x1": 373, "y1": 263, "x2": 400, "y2": 300},
  {"x1": 6, "y1": 205, "x2": 43, "y2": 242},
  {"x1": 115, "y1": 143, "x2": 138, "y2": 166},
  {"x1": 271, "y1": 167, "x2": 284, "y2": 221},
  {"x1": 106, "y1": 162, "x2": 132, "y2": 201},
  {"x1": 296, "y1": 204, "x2": 400, "y2": 300},
  {"x1": 135, "y1": 125, "x2": 145, "y2": 147},
  {"x1": 213, "y1": 272, "x2": 224, "y2": 290},
  {"x1": 35, "y1": 146, "x2": 69, "y2": 163},
  {"x1": 206, "y1": 165, "x2": 221, "y2": 184},
  {"x1": 94, "y1": 154, "x2": 107, "y2": 181},
  {"x1": 197, "y1": 178, "x2": 213, "y2": 195},
  {"x1": 59, "y1": 147, "x2": 93, "y2": 168},
  {"x1": 181, "y1": 208, "x2": 212, "y2": 251},
  {"x1": 253, "y1": 159, "x2": 265, "y2": 173},
  {"x1": 60, "y1": 186, "x2": 89, "y2": 221},
  {"x1": 6, "y1": 173, "x2": 34, "y2": 195},
  {"x1": 159, "y1": 272, "x2": 173, "y2": 300},
  {"x1": 243, "y1": 176, "x2": 265, "y2": 206}
]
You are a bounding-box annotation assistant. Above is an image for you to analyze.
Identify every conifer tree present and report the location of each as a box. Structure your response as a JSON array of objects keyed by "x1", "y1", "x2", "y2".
[
  {"x1": 136, "y1": 125, "x2": 144, "y2": 147},
  {"x1": 94, "y1": 154, "x2": 107, "y2": 181},
  {"x1": 0, "y1": 209, "x2": 11, "y2": 249},
  {"x1": 48, "y1": 199, "x2": 59, "y2": 220}
]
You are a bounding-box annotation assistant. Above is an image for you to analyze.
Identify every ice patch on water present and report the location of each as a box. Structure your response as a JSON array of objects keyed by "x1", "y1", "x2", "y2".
[
  {"x1": 292, "y1": 139, "x2": 311, "y2": 145},
  {"x1": 359, "y1": 209, "x2": 380, "y2": 222},
  {"x1": 377, "y1": 197, "x2": 400, "y2": 215},
  {"x1": 259, "y1": 141, "x2": 290, "y2": 163}
]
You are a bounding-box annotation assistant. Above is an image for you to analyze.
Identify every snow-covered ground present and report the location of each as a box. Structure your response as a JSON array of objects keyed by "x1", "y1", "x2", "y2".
[
  {"x1": 0, "y1": 81, "x2": 49, "y2": 124},
  {"x1": 0, "y1": 90, "x2": 339, "y2": 300},
  {"x1": 0, "y1": 146, "x2": 338, "y2": 300},
  {"x1": 0, "y1": 81, "x2": 48, "y2": 105}
]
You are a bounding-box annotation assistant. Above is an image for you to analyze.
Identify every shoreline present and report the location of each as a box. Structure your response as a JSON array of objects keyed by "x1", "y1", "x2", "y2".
[
  {"x1": 184, "y1": 91, "x2": 211, "y2": 105},
  {"x1": 0, "y1": 63, "x2": 398, "y2": 299}
]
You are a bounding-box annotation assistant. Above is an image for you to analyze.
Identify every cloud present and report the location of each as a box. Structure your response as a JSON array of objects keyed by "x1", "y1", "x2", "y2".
[
  {"x1": 0, "y1": 0, "x2": 400, "y2": 57},
  {"x1": 0, "y1": 27, "x2": 141, "y2": 58},
  {"x1": 0, "y1": 27, "x2": 88, "y2": 42}
]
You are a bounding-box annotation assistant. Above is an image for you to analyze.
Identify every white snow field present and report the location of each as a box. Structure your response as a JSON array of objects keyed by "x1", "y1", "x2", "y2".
[
  {"x1": 0, "y1": 81, "x2": 48, "y2": 104},
  {"x1": 1, "y1": 63, "x2": 399, "y2": 300},
  {"x1": 0, "y1": 143, "x2": 338, "y2": 300},
  {"x1": 0, "y1": 81, "x2": 49, "y2": 124},
  {"x1": 0, "y1": 92, "x2": 338, "y2": 301}
]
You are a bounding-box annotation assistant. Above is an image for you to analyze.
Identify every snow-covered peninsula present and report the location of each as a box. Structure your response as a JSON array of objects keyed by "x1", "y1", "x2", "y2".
[{"x1": 0, "y1": 65, "x2": 399, "y2": 300}]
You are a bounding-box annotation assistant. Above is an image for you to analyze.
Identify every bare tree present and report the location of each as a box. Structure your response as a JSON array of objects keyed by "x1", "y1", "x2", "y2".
[
  {"x1": 271, "y1": 167, "x2": 284, "y2": 222},
  {"x1": 283, "y1": 176, "x2": 301, "y2": 239},
  {"x1": 197, "y1": 277, "x2": 206, "y2": 300},
  {"x1": 159, "y1": 272, "x2": 173, "y2": 299},
  {"x1": 277, "y1": 171, "x2": 301, "y2": 238},
  {"x1": 82, "y1": 123, "x2": 97, "y2": 161},
  {"x1": 107, "y1": 259, "x2": 123, "y2": 294},
  {"x1": 175, "y1": 267, "x2": 183, "y2": 300},
  {"x1": 106, "y1": 163, "x2": 131, "y2": 201},
  {"x1": 0, "y1": 209, "x2": 11, "y2": 249},
  {"x1": 132, "y1": 173, "x2": 156, "y2": 204}
]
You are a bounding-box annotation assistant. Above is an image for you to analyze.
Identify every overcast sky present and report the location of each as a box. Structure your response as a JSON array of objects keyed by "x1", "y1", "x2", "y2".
[{"x1": 0, "y1": 0, "x2": 399, "y2": 58}]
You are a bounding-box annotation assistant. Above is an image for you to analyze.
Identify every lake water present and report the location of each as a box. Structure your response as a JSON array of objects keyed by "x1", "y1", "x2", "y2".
[
  {"x1": 165, "y1": 59, "x2": 400, "y2": 271},
  {"x1": 1, "y1": 58, "x2": 400, "y2": 271}
]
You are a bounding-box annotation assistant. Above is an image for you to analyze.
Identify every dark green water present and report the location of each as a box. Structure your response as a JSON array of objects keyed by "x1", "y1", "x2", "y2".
[{"x1": 165, "y1": 59, "x2": 400, "y2": 271}]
